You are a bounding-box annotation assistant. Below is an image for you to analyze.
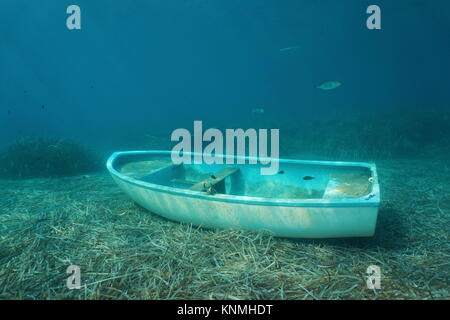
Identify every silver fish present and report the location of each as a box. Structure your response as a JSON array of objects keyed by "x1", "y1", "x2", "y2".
[
  {"x1": 316, "y1": 80, "x2": 342, "y2": 90},
  {"x1": 252, "y1": 108, "x2": 265, "y2": 114}
]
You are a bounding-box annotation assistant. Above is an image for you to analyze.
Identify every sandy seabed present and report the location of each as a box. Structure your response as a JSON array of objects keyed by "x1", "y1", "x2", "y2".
[{"x1": 0, "y1": 159, "x2": 448, "y2": 299}]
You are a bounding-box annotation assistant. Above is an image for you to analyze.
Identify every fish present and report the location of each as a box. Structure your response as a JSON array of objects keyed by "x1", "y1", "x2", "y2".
[
  {"x1": 303, "y1": 176, "x2": 315, "y2": 181},
  {"x1": 279, "y1": 46, "x2": 299, "y2": 52},
  {"x1": 251, "y1": 108, "x2": 265, "y2": 114},
  {"x1": 316, "y1": 80, "x2": 342, "y2": 90}
]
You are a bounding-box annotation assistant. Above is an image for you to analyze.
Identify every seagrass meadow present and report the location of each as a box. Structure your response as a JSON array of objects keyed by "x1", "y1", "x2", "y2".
[{"x1": 0, "y1": 156, "x2": 448, "y2": 299}]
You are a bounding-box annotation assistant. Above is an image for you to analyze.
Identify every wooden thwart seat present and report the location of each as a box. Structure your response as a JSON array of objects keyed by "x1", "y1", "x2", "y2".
[{"x1": 190, "y1": 167, "x2": 239, "y2": 192}]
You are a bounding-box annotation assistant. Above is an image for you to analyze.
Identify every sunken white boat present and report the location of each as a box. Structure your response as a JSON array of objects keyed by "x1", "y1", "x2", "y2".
[{"x1": 107, "y1": 151, "x2": 380, "y2": 238}]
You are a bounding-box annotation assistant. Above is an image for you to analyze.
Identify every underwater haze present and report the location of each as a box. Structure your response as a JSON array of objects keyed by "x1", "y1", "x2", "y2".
[
  {"x1": 1, "y1": 0, "x2": 449, "y2": 153},
  {"x1": 0, "y1": 0, "x2": 449, "y2": 300}
]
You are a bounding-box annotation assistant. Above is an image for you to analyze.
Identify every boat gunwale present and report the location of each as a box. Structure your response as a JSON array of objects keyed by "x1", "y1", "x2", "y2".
[{"x1": 106, "y1": 150, "x2": 380, "y2": 208}]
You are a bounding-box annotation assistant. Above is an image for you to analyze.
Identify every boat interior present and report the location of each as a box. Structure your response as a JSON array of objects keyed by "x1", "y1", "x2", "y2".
[{"x1": 114, "y1": 153, "x2": 374, "y2": 200}]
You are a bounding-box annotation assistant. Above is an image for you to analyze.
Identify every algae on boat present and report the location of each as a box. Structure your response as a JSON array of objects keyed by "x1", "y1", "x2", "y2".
[{"x1": 120, "y1": 160, "x2": 172, "y2": 179}]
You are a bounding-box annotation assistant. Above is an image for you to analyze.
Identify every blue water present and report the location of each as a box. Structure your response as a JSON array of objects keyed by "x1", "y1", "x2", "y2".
[
  {"x1": 1, "y1": 1, "x2": 450, "y2": 300},
  {"x1": 1, "y1": 0, "x2": 449, "y2": 154}
]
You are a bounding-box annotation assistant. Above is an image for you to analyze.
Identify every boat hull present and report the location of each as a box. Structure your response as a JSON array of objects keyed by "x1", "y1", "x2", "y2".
[{"x1": 111, "y1": 175, "x2": 378, "y2": 239}]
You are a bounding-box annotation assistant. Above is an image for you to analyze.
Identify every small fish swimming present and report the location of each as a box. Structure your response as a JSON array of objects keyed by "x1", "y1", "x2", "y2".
[
  {"x1": 316, "y1": 80, "x2": 342, "y2": 90},
  {"x1": 279, "y1": 45, "x2": 300, "y2": 52},
  {"x1": 252, "y1": 108, "x2": 265, "y2": 114}
]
